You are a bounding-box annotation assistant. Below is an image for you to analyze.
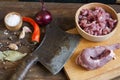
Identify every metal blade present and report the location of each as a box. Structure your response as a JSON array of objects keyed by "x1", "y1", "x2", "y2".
[{"x1": 33, "y1": 22, "x2": 80, "y2": 75}]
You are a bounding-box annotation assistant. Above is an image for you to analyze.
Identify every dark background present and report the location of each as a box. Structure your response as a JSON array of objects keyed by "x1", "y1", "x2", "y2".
[{"x1": 19, "y1": 0, "x2": 116, "y2": 4}]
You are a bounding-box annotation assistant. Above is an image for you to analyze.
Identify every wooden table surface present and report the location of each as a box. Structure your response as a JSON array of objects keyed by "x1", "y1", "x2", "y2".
[{"x1": 0, "y1": 1, "x2": 120, "y2": 80}]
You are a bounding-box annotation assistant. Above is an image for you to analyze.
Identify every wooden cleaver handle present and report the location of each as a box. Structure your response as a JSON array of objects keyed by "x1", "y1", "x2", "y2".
[{"x1": 10, "y1": 54, "x2": 38, "y2": 80}]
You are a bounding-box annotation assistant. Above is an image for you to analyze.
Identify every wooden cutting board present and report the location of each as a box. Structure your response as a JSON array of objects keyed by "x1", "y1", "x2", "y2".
[{"x1": 64, "y1": 13, "x2": 120, "y2": 80}]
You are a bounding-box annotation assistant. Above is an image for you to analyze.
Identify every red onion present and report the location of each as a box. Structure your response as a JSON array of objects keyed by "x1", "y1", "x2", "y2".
[{"x1": 35, "y1": 0, "x2": 52, "y2": 26}]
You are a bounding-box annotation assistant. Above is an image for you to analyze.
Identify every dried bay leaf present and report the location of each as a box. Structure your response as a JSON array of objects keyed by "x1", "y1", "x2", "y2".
[
  {"x1": 0, "y1": 51, "x2": 5, "y2": 61},
  {"x1": 3, "y1": 50, "x2": 27, "y2": 62}
]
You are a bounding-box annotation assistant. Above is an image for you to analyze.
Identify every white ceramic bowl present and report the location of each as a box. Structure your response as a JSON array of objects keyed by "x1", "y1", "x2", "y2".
[{"x1": 75, "y1": 3, "x2": 118, "y2": 42}]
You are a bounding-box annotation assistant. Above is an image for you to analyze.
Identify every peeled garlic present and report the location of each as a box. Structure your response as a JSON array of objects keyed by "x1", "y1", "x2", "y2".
[
  {"x1": 19, "y1": 26, "x2": 31, "y2": 39},
  {"x1": 19, "y1": 30, "x2": 25, "y2": 39},
  {"x1": 8, "y1": 43, "x2": 18, "y2": 50},
  {"x1": 23, "y1": 26, "x2": 32, "y2": 33}
]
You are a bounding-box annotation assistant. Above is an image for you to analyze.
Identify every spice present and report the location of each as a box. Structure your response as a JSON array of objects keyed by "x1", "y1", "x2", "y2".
[
  {"x1": 22, "y1": 17, "x2": 41, "y2": 43},
  {"x1": 5, "y1": 14, "x2": 20, "y2": 26},
  {"x1": 4, "y1": 12, "x2": 22, "y2": 31},
  {"x1": 3, "y1": 50, "x2": 27, "y2": 62},
  {"x1": 0, "y1": 43, "x2": 3, "y2": 48},
  {"x1": 8, "y1": 36, "x2": 13, "y2": 40},
  {"x1": 4, "y1": 30, "x2": 9, "y2": 35},
  {"x1": 0, "y1": 50, "x2": 27, "y2": 62},
  {"x1": 19, "y1": 26, "x2": 32, "y2": 39},
  {"x1": 8, "y1": 43, "x2": 18, "y2": 50},
  {"x1": 0, "y1": 51, "x2": 5, "y2": 61}
]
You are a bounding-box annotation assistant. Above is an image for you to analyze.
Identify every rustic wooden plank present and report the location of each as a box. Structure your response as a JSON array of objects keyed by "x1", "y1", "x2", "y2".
[
  {"x1": 0, "y1": 2, "x2": 120, "y2": 31},
  {"x1": 0, "y1": 2, "x2": 119, "y2": 80},
  {"x1": 64, "y1": 13, "x2": 120, "y2": 79}
]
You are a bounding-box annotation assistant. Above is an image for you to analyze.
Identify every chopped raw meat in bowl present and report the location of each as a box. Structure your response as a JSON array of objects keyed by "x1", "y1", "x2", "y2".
[
  {"x1": 79, "y1": 7, "x2": 117, "y2": 36},
  {"x1": 75, "y1": 3, "x2": 118, "y2": 42}
]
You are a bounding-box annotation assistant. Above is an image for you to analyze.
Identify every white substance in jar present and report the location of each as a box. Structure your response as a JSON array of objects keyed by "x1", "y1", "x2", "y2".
[{"x1": 5, "y1": 14, "x2": 20, "y2": 27}]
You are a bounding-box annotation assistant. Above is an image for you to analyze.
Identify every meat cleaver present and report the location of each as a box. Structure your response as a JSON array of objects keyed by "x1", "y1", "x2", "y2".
[{"x1": 10, "y1": 20, "x2": 80, "y2": 80}]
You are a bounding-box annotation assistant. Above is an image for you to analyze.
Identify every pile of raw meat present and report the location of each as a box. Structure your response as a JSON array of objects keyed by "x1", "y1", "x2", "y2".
[{"x1": 78, "y1": 7, "x2": 117, "y2": 36}]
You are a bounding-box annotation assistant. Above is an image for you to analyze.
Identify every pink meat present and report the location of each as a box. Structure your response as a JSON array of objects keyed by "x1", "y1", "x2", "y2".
[
  {"x1": 76, "y1": 43, "x2": 120, "y2": 70},
  {"x1": 78, "y1": 7, "x2": 117, "y2": 36}
]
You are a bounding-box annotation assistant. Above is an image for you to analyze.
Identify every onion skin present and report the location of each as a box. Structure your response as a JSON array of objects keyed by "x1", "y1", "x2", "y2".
[
  {"x1": 35, "y1": 10, "x2": 52, "y2": 26},
  {"x1": 35, "y1": 0, "x2": 52, "y2": 26}
]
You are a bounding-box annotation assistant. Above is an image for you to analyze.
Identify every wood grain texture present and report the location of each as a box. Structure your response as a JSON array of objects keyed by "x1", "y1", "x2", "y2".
[
  {"x1": 0, "y1": 0, "x2": 18, "y2": 1},
  {"x1": 64, "y1": 13, "x2": 120, "y2": 80},
  {"x1": 0, "y1": 2, "x2": 119, "y2": 80}
]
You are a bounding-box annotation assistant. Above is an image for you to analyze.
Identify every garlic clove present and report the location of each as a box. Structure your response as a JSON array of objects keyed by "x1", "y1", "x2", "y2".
[
  {"x1": 8, "y1": 43, "x2": 18, "y2": 50},
  {"x1": 23, "y1": 26, "x2": 32, "y2": 33},
  {"x1": 19, "y1": 30, "x2": 25, "y2": 39},
  {"x1": 19, "y1": 26, "x2": 32, "y2": 39}
]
